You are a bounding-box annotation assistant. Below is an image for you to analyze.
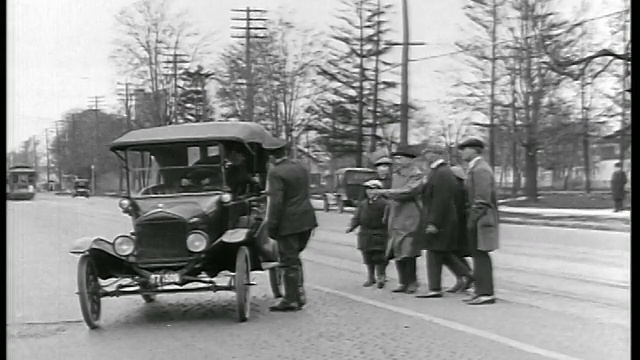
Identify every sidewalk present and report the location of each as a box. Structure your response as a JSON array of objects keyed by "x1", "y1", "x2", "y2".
[{"x1": 499, "y1": 206, "x2": 631, "y2": 220}]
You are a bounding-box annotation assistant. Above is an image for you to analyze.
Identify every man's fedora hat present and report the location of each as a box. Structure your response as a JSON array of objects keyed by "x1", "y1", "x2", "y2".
[
  {"x1": 457, "y1": 137, "x2": 485, "y2": 150},
  {"x1": 391, "y1": 145, "x2": 419, "y2": 159}
]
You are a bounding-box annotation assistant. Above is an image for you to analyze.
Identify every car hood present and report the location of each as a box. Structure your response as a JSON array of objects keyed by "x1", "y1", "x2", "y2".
[{"x1": 135, "y1": 195, "x2": 221, "y2": 222}]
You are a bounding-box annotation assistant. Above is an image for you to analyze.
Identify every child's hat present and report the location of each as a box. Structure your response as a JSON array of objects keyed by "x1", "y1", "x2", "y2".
[{"x1": 363, "y1": 179, "x2": 384, "y2": 189}]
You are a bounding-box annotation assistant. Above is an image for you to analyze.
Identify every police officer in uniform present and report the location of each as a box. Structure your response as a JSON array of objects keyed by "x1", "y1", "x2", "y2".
[{"x1": 264, "y1": 137, "x2": 318, "y2": 311}]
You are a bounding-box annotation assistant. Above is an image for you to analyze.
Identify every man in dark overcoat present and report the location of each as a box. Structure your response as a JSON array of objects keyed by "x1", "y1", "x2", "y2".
[
  {"x1": 459, "y1": 138, "x2": 499, "y2": 305},
  {"x1": 446, "y1": 165, "x2": 473, "y2": 293},
  {"x1": 415, "y1": 148, "x2": 474, "y2": 298},
  {"x1": 610, "y1": 162, "x2": 627, "y2": 212},
  {"x1": 264, "y1": 137, "x2": 318, "y2": 311},
  {"x1": 370, "y1": 145, "x2": 424, "y2": 294}
]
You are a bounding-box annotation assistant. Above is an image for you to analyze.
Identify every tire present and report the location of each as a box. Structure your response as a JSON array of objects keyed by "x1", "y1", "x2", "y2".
[
  {"x1": 235, "y1": 246, "x2": 251, "y2": 322},
  {"x1": 141, "y1": 294, "x2": 156, "y2": 303},
  {"x1": 77, "y1": 255, "x2": 101, "y2": 329},
  {"x1": 269, "y1": 266, "x2": 284, "y2": 299}
]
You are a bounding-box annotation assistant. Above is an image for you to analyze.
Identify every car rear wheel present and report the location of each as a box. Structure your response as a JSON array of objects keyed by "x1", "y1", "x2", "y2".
[
  {"x1": 77, "y1": 255, "x2": 101, "y2": 329},
  {"x1": 235, "y1": 246, "x2": 251, "y2": 322},
  {"x1": 269, "y1": 266, "x2": 284, "y2": 299}
]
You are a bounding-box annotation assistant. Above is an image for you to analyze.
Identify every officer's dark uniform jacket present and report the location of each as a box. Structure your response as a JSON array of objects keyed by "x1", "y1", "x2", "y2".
[
  {"x1": 349, "y1": 197, "x2": 389, "y2": 252},
  {"x1": 266, "y1": 158, "x2": 318, "y2": 238}
]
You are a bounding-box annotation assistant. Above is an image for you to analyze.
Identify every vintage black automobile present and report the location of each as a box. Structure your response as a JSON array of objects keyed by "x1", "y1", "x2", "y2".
[
  {"x1": 323, "y1": 167, "x2": 378, "y2": 213},
  {"x1": 69, "y1": 122, "x2": 284, "y2": 329},
  {"x1": 72, "y1": 178, "x2": 91, "y2": 198},
  {"x1": 7, "y1": 165, "x2": 37, "y2": 201}
]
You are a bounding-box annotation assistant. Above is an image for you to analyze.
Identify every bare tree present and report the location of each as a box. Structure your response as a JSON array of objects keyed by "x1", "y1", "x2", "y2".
[{"x1": 110, "y1": 0, "x2": 214, "y2": 126}]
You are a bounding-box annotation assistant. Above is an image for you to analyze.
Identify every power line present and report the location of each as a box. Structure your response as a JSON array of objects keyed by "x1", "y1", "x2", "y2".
[{"x1": 409, "y1": 9, "x2": 628, "y2": 63}]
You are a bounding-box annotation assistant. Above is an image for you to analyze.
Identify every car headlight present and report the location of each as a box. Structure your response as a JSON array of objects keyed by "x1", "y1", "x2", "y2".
[
  {"x1": 186, "y1": 231, "x2": 209, "y2": 252},
  {"x1": 119, "y1": 198, "x2": 131, "y2": 211},
  {"x1": 113, "y1": 235, "x2": 135, "y2": 256},
  {"x1": 220, "y1": 193, "x2": 232, "y2": 203}
]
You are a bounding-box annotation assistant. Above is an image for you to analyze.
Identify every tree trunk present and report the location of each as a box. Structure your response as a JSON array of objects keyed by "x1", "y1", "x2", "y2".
[
  {"x1": 524, "y1": 146, "x2": 538, "y2": 200},
  {"x1": 368, "y1": 0, "x2": 382, "y2": 154},
  {"x1": 356, "y1": 0, "x2": 365, "y2": 167},
  {"x1": 580, "y1": 75, "x2": 591, "y2": 193}
]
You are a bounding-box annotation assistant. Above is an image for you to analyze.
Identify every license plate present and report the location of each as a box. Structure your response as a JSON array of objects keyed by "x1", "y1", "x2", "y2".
[{"x1": 150, "y1": 272, "x2": 181, "y2": 285}]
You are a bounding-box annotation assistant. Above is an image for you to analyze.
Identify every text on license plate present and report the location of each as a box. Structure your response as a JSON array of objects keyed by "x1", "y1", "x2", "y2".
[{"x1": 150, "y1": 272, "x2": 181, "y2": 285}]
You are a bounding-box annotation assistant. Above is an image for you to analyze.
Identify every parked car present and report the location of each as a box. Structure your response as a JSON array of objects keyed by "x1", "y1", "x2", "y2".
[
  {"x1": 323, "y1": 167, "x2": 377, "y2": 213},
  {"x1": 69, "y1": 121, "x2": 286, "y2": 329}
]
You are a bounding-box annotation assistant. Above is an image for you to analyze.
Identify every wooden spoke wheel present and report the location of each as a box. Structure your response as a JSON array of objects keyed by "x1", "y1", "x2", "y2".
[
  {"x1": 77, "y1": 255, "x2": 101, "y2": 329},
  {"x1": 235, "y1": 246, "x2": 251, "y2": 322}
]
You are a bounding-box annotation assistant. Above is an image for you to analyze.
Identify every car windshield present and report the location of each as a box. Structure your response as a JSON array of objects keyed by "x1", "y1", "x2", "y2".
[{"x1": 125, "y1": 143, "x2": 227, "y2": 198}]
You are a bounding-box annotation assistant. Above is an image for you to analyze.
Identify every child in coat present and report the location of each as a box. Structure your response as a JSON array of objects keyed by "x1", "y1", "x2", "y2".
[{"x1": 346, "y1": 179, "x2": 390, "y2": 289}]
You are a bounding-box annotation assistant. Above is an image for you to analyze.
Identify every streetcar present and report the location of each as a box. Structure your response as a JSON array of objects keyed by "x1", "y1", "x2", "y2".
[{"x1": 7, "y1": 165, "x2": 37, "y2": 201}]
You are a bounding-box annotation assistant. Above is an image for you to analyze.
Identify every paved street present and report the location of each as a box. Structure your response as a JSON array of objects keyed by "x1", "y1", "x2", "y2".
[{"x1": 7, "y1": 194, "x2": 630, "y2": 360}]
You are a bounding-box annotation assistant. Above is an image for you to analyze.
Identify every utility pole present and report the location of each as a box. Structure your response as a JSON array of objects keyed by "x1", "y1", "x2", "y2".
[
  {"x1": 88, "y1": 96, "x2": 105, "y2": 195},
  {"x1": 162, "y1": 51, "x2": 190, "y2": 124},
  {"x1": 390, "y1": 0, "x2": 426, "y2": 147},
  {"x1": 117, "y1": 81, "x2": 135, "y2": 129},
  {"x1": 45, "y1": 128, "x2": 50, "y2": 189},
  {"x1": 32, "y1": 135, "x2": 38, "y2": 171},
  {"x1": 231, "y1": 7, "x2": 267, "y2": 123},
  {"x1": 55, "y1": 123, "x2": 62, "y2": 191}
]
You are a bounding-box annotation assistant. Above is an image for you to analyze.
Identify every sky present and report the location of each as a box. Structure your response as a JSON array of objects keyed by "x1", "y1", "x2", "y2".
[{"x1": 6, "y1": 0, "x2": 623, "y2": 152}]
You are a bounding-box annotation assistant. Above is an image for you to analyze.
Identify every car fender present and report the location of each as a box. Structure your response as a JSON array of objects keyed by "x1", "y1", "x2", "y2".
[
  {"x1": 219, "y1": 228, "x2": 249, "y2": 243},
  {"x1": 69, "y1": 236, "x2": 119, "y2": 257}
]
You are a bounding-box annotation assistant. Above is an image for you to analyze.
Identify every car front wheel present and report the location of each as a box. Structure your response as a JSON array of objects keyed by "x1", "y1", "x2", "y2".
[
  {"x1": 235, "y1": 246, "x2": 251, "y2": 322},
  {"x1": 77, "y1": 255, "x2": 101, "y2": 329}
]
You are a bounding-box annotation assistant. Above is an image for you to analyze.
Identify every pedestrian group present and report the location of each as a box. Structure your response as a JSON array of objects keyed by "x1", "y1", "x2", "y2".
[{"x1": 262, "y1": 136, "x2": 499, "y2": 312}]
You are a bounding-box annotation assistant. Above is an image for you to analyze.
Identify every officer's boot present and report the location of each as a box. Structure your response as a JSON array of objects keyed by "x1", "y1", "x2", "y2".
[
  {"x1": 391, "y1": 260, "x2": 407, "y2": 293},
  {"x1": 270, "y1": 268, "x2": 300, "y2": 312},
  {"x1": 298, "y1": 264, "x2": 306, "y2": 307},
  {"x1": 376, "y1": 263, "x2": 387, "y2": 289},
  {"x1": 363, "y1": 264, "x2": 376, "y2": 287},
  {"x1": 405, "y1": 258, "x2": 418, "y2": 294}
]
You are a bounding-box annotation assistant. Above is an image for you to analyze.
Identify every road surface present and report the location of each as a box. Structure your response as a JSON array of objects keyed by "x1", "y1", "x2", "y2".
[{"x1": 7, "y1": 194, "x2": 630, "y2": 360}]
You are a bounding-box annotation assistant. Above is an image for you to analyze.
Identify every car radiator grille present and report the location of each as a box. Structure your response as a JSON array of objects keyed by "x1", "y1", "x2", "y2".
[{"x1": 135, "y1": 220, "x2": 189, "y2": 259}]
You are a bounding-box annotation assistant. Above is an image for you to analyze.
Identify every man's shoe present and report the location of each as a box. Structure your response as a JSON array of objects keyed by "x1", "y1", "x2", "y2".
[
  {"x1": 376, "y1": 277, "x2": 386, "y2": 289},
  {"x1": 404, "y1": 282, "x2": 418, "y2": 294},
  {"x1": 391, "y1": 284, "x2": 407, "y2": 293},
  {"x1": 467, "y1": 295, "x2": 496, "y2": 305},
  {"x1": 415, "y1": 291, "x2": 443, "y2": 298},
  {"x1": 269, "y1": 300, "x2": 300, "y2": 312},
  {"x1": 363, "y1": 279, "x2": 375, "y2": 287},
  {"x1": 445, "y1": 279, "x2": 465, "y2": 293},
  {"x1": 462, "y1": 294, "x2": 479, "y2": 303}
]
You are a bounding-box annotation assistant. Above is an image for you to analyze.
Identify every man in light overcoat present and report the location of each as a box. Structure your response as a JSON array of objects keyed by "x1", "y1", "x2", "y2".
[
  {"x1": 371, "y1": 145, "x2": 424, "y2": 294},
  {"x1": 458, "y1": 138, "x2": 499, "y2": 305}
]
